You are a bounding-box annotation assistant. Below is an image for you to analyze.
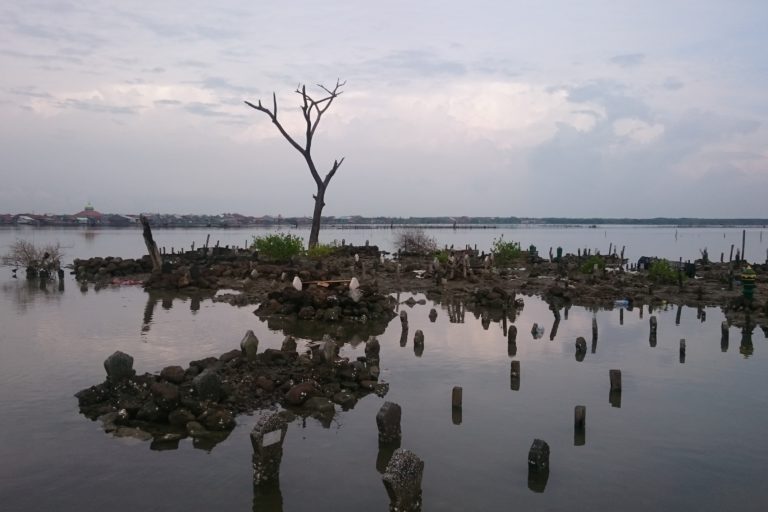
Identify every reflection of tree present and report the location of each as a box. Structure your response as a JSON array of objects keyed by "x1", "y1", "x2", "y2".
[
  {"x1": 141, "y1": 290, "x2": 216, "y2": 334},
  {"x1": 1, "y1": 276, "x2": 64, "y2": 314}
]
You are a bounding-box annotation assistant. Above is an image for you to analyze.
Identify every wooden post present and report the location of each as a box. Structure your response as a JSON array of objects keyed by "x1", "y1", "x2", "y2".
[
  {"x1": 140, "y1": 215, "x2": 162, "y2": 272},
  {"x1": 742, "y1": 229, "x2": 746, "y2": 263}
]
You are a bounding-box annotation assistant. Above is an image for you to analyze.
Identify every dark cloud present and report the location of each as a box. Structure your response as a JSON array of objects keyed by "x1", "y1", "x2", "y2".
[
  {"x1": 610, "y1": 53, "x2": 646, "y2": 67},
  {"x1": 154, "y1": 99, "x2": 181, "y2": 106}
]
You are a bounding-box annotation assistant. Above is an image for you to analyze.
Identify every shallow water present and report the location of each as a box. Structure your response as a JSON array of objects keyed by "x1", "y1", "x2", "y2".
[
  {"x1": 2, "y1": 268, "x2": 768, "y2": 511},
  {"x1": 2, "y1": 226, "x2": 767, "y2": 511},
  {"x1": 2, "y1": 224, "x2": 767, "y2": 264}
]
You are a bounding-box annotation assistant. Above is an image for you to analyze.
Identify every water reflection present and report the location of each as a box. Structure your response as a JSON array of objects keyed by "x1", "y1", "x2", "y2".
[
  {"x1": 140, "y1": 290, "x2": 217, "y2": 334},
  {"x1": 1, "y1": 274, "x2": 65, "y2": 313},
  {"x1": 740, "y1": 325, "x2": 754, "y2": 358}
]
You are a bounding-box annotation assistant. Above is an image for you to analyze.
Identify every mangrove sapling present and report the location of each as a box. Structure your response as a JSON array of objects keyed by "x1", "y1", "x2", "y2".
[{"x1": 1, "y1": 239, "x2": 64, "y2": 278}]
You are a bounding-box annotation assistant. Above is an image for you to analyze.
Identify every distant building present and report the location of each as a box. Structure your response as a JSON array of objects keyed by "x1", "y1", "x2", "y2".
[{"x1": 74, "y1": 203, "x2": 103, "y2": 226}]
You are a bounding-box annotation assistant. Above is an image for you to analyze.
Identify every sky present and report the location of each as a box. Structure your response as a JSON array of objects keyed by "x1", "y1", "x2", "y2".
[{"x1": 1, "y1": 0, "x2": 767, "y2": 218}]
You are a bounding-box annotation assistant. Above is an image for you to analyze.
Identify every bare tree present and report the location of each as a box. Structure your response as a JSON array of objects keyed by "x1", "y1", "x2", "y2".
[{"x1": 245, "y1": 80, "x2": 346, "y2": 248}]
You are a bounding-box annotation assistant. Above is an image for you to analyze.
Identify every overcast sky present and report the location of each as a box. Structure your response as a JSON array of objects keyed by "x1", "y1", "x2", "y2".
[{"x1": 1, "y1": 0, "x2": 766, "y2": 218}]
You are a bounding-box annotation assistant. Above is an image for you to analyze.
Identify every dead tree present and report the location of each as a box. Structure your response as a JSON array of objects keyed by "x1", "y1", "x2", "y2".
[
  {"x1": 245, "y1": 80, "x2": 346, "y2": 248},
  {"x1": 140, "y1": 215, "x2": 162, "y2": 272}
]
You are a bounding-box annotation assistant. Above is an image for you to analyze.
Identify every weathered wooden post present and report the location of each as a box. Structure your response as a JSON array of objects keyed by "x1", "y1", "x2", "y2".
[
  {"x1": 250, "y1": 412, "x2": 289, "y2": 486},
  {"x1": 649, "y1": 315, "x2": 658, "y2": 347},
  {"x1": 413, "y1": 330, "x2": 424, "y2": 357},
  {"x1": 527, "y1": 439, "x2": 550, "y2": 493},
  {"x1": 140, "y1": 215, "x2": 162, "y2": 272},
  {"x1": 575, "y1": 336, "x2": 587, "y2": 362},
  {"x1": 721, "y1": 321, "x2": 729, "y2": 352},
  {"x1": 510, "y1": 360, "x2": 521, "y2": 391},
  {"x1": 376, "y1": 402, "x2": 402, "y2": 444},
  {"x1": 574, "y1": 405, "x2": 586, "y2": 446},
  {"x1": 609, "y1": 369, "x2": 622, "y2": 408},
  {"x1": 508, "y1": 325, "x2": 517, "y2": 357},
  {"x1": 619, "y1": 307, "x2": 624, "y2": 325},
  {"x1": 400, "y1": 311, "x2": 409, "y2": 347},
  {"x1": 382, "y1": 449, "x2": 424, "y2": 512},
  {"x1": 452, "y1": 386, "x2": 462, "y2": 425},
  {"x1": 679, "y1": 338, "x2": 686, "y2": 364}
]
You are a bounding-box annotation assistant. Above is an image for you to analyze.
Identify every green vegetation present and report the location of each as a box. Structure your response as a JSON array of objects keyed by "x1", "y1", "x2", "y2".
[
  {"x1": 648, "y1": 259, "x2": 679, "y2": 284},
  {"x1": 251, "y1": 233, "x2": 304, "y2": 261},
  {"x1": 434, "y1": 250, "x2": 450, "y2": 265},
  {"x1": 491, "y1": 236, "x2": 522, "y2": 266},
  {"x1": 307, "y1": 243, "x2": 338, "y2": 259},
  {"x1": 579, "y1": 255, "x2": 605, "y2": 274}
]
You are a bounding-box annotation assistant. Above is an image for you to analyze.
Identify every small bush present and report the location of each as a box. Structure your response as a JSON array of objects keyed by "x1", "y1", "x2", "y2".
[
  {"x1": 2, "y1": 239, "x2": 63, "y2": 275},
  {"x1": 648, "y1": 260, "x2": 679, "y2": 284},
  {"x1": 307, "y1": 243, "x2": 338, "y2": 259},
  {"x1": 251, "y1": 233, "x2": 304, "y2": 261},
  {"x1": 491, "y1": 236, "x2": 522, "y2": 266},
  {"x1": 394, "y1": 228, "x2": 437, "y2": 254},
  {"x1": 434, "y1": 250, "x2": 450, "y2": 265},
  {"x1": 579, "y1": 255, "x2": 605, "y2": 274}
]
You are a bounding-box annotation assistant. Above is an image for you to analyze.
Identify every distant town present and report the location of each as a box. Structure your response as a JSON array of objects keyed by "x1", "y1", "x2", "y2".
[{"x1": 1, "y1": 204, "x2": 766, "y2": 228}]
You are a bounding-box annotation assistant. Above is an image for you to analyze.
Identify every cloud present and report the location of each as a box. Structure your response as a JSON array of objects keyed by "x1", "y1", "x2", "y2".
[
  {"x1": 360, "y1": 49, "x2": 466, "y2": 78},
  {"x1": 610, "y1": 53, "x2": 646, "y2": 68},
  {"x1": 613, "y1": 118, "x2": 665, "y2": 143}
]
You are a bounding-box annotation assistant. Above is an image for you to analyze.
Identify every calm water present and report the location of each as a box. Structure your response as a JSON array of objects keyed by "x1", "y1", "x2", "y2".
[{"x1": 1, "y1": 227, "x2": 768, "y2": 511}]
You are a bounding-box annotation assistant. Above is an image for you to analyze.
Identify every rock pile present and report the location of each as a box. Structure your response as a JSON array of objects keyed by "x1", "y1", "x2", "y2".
[
  {"x1": 75, "y1": 332, "x2": 389, "y2": 446},
  {"x1": 255, "y1": 282, "x2": 398, "y2": 324}
]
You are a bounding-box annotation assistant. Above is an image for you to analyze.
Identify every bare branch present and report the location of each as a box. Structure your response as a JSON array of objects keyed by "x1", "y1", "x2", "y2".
[{"x1": 323, "y1": 156, "x2": 345, "y2": 187}]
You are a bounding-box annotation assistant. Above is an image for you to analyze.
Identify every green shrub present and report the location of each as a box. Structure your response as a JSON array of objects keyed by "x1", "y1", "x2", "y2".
[
  {"x1": 251, "y1": 233, "x2": 304, "y2": 261},
  {"x1": 307, "y1": 243, "x2": 338, "y2": 259},
  {"x1": 492, "y1": 236, "x2": 522, "y2": 266},
  {"x1": 434, "y1": 250, "x2": 450, "y2": 265},
  {"x1": 579, "y1": 255, "x2": 605, "y2": 274},
  {"x1": 648, "y1": 260, "x2": 679, "y2": 284}
]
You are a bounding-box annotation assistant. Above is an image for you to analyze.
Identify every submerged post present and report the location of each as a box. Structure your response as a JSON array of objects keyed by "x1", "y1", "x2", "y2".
[
  {"x1": 376, "y1": 402, "x2": 402, "y2": 445},
  {"x1": 721, "y1": 321, "x2": 729, "y2": 352},
  {"x1": 382, "y1": 449, "x2": 424, "y2": 512},
  {"x1": 510, "y1": 360, "x2": 521, "y2": 391},
  {"x1": 649, "y1": 315, "x2": 658, "y2": 347},
  {"x1": 527, "y1": 439, "x2": 550, "y2": 493},
  {"x1": 574, "y1": 405, "x2": 586, "y2": 446},
  {"x1": 250, "y1": 412, "x2": 289, "y2": 486}
]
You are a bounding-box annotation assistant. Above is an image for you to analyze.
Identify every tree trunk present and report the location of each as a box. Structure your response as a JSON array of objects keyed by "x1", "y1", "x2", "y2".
[
  {"x1": 140, "y1": 215, "x2": 163, "y2": 272},
  {"x1": 309, "y1": 186, "x2": 325, "y2": 248}
]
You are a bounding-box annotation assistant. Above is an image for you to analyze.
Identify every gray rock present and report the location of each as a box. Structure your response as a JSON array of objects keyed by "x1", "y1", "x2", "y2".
[
  {"x1": 160, "y1": 365, "x2": 186, "y2": 384},
  {"x1": 240, "y1": 330, "x2": 259, "y2": 362},
  {"x1": 304, "y1": 396, "x2": 335, "y2": 414},
  {"x1": 193, "y1": 369, "x2": 221, "y2": 401},
  {"x1": 104, "y1": 351, "x2": 135, "y2": 382},
  {"x1": 281, "y1": 335, "x2": 297, "y2": 353}
]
